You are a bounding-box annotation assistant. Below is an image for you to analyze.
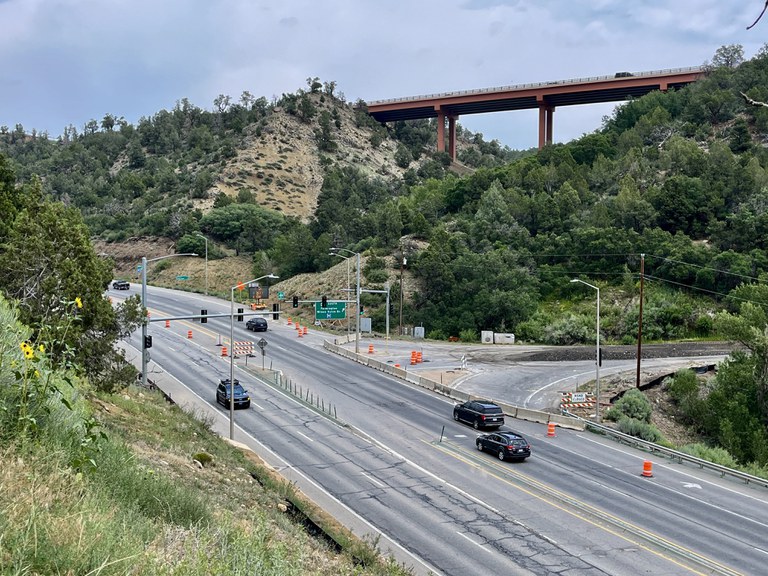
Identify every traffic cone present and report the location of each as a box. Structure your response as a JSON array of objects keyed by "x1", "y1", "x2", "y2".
[
  {"x1": 165, "y1": 319, "x2": 170, "y2": 328},
  {"x1": 187, "y1": 330, "x2": 193, "y2": 339},
  {"x1": 641, "y1": 460, "x2": 654, "y2": 478},
  {"x1": 410, "y1": 351, "x2": 418, "y2": 365},
  {"x1": 221, "y1": 346, "x2": 228, "y2": 357},
  {"x1": 298, "y1": 327, "x2": 303, "y2": 338},
  {"x1": 287, "y1": 317, "x2": 292, "y2": 325},
  {"x1": 303, "y1": 326, "x2": 308, "y2": 335},
  {"x1": 547, "y1": 422, "x2": 556, "y2": 437},
  {"x1": 368, "y1": 344, "x2": 374, "y2": 354},
  {"x1": 416, "y1": 351, "x2": 423, "y2": 363}
]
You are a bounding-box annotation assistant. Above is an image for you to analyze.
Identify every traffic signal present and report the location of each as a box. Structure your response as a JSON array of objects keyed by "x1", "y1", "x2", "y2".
[
  {"x1": 143, "y1": 335, "x2": 153, "y2": 349},
  {"x1": 272, "y1": 302, "x2": 280, "y2": 320},
  {"x1": 292, "y1": 295, "x2": 299, "y2": 308},
  {"x1": 237, "y1": 307, "x2": 244, "y2": 322},
  {"x1": 360, "y1": 305, "x2": 364, "y2": 315},
  {"x1": 201, "y1": 309, "x2": 207, "y2": 324},
  {"x1": 321, "y1": 295, "x2": 327, "y2": 307}
]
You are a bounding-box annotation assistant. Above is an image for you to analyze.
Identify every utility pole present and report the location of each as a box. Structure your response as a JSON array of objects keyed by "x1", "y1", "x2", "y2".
[
  {"x1": 399, "y1": 250, "x2": 406, "y2": 336},
  {"x1": 636, "y1": 253, "x2": 645, "y2": 388}
]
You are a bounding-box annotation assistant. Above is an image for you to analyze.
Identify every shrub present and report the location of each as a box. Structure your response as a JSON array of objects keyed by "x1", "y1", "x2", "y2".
[
  {"x1": 605, "y1": 388, "x2": 652, "y2": 423},
  {"x1": 615, "y1": 416, "x2": 663, "y2": 443},
  {"x1": 459, "y1": 329, "x2": 477, "y2": 343},
  {"x1": 668, "y1": 369, "x2": 698, "y2": 402},
  {"x1": 679, "y1": 443, "x2": 739, "y2": 468},
  {"x1": 427, "y1": 329, "x2": 447, "y2": 340}
]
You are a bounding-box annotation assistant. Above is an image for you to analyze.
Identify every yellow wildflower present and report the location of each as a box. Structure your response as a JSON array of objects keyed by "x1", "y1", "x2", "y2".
[
  {"x1": 38, "y1": 344, "x2": 45, "y2": 353},
  {"x1": 20, "y1": 342, "x2": 34, "y2": 360},
  {"x1": 75, "y1": 296, "x2": 83, "y2": 309}
]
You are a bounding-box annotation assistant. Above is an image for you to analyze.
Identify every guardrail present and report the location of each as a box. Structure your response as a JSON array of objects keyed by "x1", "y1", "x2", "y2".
[
  {"x1": 366, "y1": 66, "x2": 705, "y2": 106},
  {"x1": 568, "y1": 412, "x2": 768, "y2": 489},
  {"x1": 323, "y1": 340, "x2": 584, "y2": 431},
  {"x1": 324, "y1": 339, "x2": 768, "y2": 490}
]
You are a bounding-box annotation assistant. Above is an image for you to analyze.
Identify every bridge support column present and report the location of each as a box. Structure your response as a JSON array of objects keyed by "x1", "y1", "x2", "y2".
[
  {"x1": 436, "y1": 108, "x2": 446, "y2": 153},
  {"x1": 448, "y1": 115, "x2": 457, "y2": 161},
  {"x1": 538, "y1": 101, "x2": 554, "y2": 149}
]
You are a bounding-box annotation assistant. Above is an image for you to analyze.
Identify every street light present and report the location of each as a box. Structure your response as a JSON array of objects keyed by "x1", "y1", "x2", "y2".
[
  {"x1": 141, "y1": 253, "x2": 197, "y2": 389},
  {"x1": 229, "y1": 273, "x2": 278, "y2": 439},
  {"x1": 195, "y1": 233, "x2": 208, "y2": 296},
  {"x1": 330, "y1": 248, "x2": 360, "y2": 354},
  {"x1": 570, "y1": 278, "x2": 601, "y2": 422}
]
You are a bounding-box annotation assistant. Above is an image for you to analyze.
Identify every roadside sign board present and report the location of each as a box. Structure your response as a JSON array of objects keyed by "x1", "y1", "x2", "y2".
[
  {"x1": 277, "y1": 291, "x2": 285, "y2": 300},
  {"x1": 257, "y1": 338, "x2": 268, "y2": 350},
  {"x1": 176, "y1": 275, "x2": 189, "y2": 281},
  {"x1": 571, "y1": 392, "x2": 587, "y2": 403},
  {"x1": 315, "y1": 301, "x2": 346, "y2": 319}
]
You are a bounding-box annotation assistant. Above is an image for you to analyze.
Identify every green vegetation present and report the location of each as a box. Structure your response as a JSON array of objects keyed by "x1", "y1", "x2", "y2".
[
  {"x1": 0, "y1": 292, "x2": 412, "y2": 574},
  {"x1": 3, "y1": 44, "x2": 768, "y2": 507}
]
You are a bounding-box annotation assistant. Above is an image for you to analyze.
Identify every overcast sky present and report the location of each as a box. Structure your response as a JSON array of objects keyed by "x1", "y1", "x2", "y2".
[{"x1": 0, "y1": 1, "x2": 764, "y2": 150}]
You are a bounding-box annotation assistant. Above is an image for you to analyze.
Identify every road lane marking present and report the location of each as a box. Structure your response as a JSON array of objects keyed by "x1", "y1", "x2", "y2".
[
  {"x1": 430, "y1": 439, "x2": 743, "y2": 576},
  {"x1": 456, "y1": 531, "x2": 491, "y2": 552},
  {"x1": 360, "y1": 471, "x2": 386, "y2": 487}
]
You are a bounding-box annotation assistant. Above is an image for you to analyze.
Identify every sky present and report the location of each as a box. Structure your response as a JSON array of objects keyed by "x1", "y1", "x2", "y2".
[{"x1": 0, "y1": 0, "x2": 765, "y2": 151}]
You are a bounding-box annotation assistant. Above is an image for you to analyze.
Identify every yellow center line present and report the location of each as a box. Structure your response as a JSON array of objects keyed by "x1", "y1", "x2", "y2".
[{"x1": 427, "y1": 439, "x2": 744, "y2": 576}]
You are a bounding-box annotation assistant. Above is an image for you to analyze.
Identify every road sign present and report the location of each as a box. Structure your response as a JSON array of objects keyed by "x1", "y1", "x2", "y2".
[
  {"x1": 277, "y1": 291, "x2": 285, "y2": 300},
  {"x1": 571, "y1": 392, "x2": 587, "y2": 403},
  {"x1": 176, "y1": 275, "x2": 189, "y2": 281},
  {"x1": 257, "y1": 338, "x2": 268, "y2": 350},
  {"x1": 315, "y1": 300, "x2": 346, "y2": 319}
]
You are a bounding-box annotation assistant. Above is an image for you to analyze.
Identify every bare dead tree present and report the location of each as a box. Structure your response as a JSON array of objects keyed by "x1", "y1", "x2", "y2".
[
  {"x1": 748, "y1": 0, "x2": 768, "y2": 29},
  {"x1": 741, "y1": 91, "x2": 768, "y2": 107}
]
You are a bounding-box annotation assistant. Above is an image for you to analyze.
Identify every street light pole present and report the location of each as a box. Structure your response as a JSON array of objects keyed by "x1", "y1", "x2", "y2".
[
  {"x1": 570, "y1": 278, "x2": 601, "y2": 422},
  {"x1": 140, "y1": 252, "x2": 197, "y2": 389},
  {"x1": 331, "y1": 248, "x2": 361, "y2": 355},
  {"x1": 195, "y1": 233, "x2": 208, "y2": 296},
  {"x1": 228, "y1": 273, "x2": 278, "y2": 439}
]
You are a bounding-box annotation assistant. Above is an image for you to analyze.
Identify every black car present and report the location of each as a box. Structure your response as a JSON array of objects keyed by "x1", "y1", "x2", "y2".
[
  {"x1": 216, "y1": 379, "x2": 251, "y2": 409},
  {"x1": 246, "y1": 317, "x2": 268, "y2": 332},
  {"x1": 476, "y1": 431, "x2": 531, "y2": 461},
  {"x1": 112, "y1": 280, "x2": 130, "y2": 290},
  {"x1": 453, "y1": 400, "x2": 505, "y2": 429}
]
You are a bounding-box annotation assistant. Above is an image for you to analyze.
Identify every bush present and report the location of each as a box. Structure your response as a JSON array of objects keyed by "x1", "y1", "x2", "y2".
[
  {"x1": 678, "y1": 443, "x2": 739, "y2": 468},
  {"x1": 668, "y1": 369, "x2": 698, "y2": 402},
  {"x1": 615, "y1": 416, "x2": 663, "y2": 443},
  {"x1": 427, "y1": 329, "x2": 447, "y2": 340},
  {"x1": 459, "y1": 329, "x2": 477, "y2": 343},
  {"x1": 605, "y1": 388, "x2": 652, "y2": 423}
]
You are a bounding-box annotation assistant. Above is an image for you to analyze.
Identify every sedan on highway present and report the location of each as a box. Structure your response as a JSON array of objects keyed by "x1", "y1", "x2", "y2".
[
  {"x1": 476, "y1": 431, "x2": 531, "y2": 461},
  {"x1": 216, "y1": 379, "x2": 251, "y2": 409}
]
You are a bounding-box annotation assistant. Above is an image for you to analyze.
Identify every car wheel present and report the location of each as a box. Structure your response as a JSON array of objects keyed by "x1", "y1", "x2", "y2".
[
  {"x1": 498, "y1": 450, "x2": 506, "y2": 461},
  {"x1": 476, "y1": 441, "x2": 483, "y2": 452},
  {"x1": 473, "y1": 420, "x2": 480, "y2": 430},
  {"x1": 453, "y1": 411, "x2": 460, "y2": 421},
  {"x1": 244, "y1": 401, "x2": 251, "y2": 409}
]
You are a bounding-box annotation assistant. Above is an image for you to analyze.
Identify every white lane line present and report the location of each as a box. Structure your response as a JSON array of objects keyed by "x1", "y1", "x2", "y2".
[
  {"x1": 525, "y1": 370, "x2": 595, "y2": 405},
  {"x1": 295, "y1": 430, "x2": 315, "y2": 443},
  {"x1": 250, "y1": 402, "x2": 264, "y2": 410},
  {"x1": 360, "y1": 471, "x2": 386, "y2": 487},
  {"x1": 456, "y1": 531, "x2": 490, "y2": 552}
]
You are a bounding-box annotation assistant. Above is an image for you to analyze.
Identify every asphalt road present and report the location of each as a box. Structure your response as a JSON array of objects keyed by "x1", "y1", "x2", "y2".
[{"x1": 111, "y1": 284, "x2": 766, "y2": 576}]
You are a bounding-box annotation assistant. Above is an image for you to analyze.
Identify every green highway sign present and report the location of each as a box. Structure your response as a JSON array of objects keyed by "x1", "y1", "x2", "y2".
[
  {"x1": 277, "y1": 291, "x2": 285, "y2": 300},
  {"x1": 315, "y1": 300, "x2": 346, "y2": 320},
  {"x1": 176, "y1": 275, "x2": 189, "y2": 281}
]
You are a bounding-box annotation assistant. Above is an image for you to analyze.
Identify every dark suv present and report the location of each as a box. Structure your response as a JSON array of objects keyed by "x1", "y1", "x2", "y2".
[
  {"x1": 112, "y1": 280, "x2": 130, "y2": 290},
  {"x1": 216, "y1": 379, "x2": 251, "y2": 409},
  {"x1": 476, "y1": 431, "x2": 531, "y2": 461},
  {"x1": 453, "y1": 400, "x2": 505, "y2": 429},
  {"x1": 246, "y1": 317, "x2": 268, "y2": 332}
]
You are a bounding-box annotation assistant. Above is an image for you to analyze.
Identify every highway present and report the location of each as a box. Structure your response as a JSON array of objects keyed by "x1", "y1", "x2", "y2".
[{"x1": 112, "y1": 284, "x2": 768, "y2": 576}]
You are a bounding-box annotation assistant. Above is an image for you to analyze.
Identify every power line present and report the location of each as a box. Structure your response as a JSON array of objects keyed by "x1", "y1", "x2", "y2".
[{"x1": 646, "y1": 254, "x2": 766, "y2": 283}]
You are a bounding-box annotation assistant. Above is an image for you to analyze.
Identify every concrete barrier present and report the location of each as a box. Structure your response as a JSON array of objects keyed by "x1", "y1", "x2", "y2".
[{"x1": 322, "y1": 339, "x2": 584, "y2": 430}]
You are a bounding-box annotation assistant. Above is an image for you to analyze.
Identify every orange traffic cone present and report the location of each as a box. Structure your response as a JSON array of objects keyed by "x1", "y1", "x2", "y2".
[
  {"x1": 303, "y1": 326, "x2": 308, "y2": 335},
  {"x1": 187, "y1": 330, "x2": 193, "y2": 339},
  {"x1": 416, "y1": 351, "x2": 423, "y2": 363},
  {"x1": 221, "y1": 346, "x2": 228, "y2": 357},
  {"x1": 547, "y1": 422, "x2": 556, "y2": 437},
  {"x1": 287, "y1": 317, "x2": 292, "y2": 325},
  {"x1": 298, "y1": 327, "x2": 303, "y2": 338},
  {"x1": 641, "y1": 460, "x2": 654, "y2": 478},
  {"x1": 368, "y1": 344, "x2": 374, "y2": 354},
  {"x1": 410, "y1": 351, "x2": 417, "y2": 365},
  {"x1": 165, "y1": 319, "x2": 170, "y2": 328}
]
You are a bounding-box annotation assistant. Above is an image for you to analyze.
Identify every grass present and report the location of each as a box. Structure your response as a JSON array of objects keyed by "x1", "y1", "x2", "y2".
[{"x1": 0, "y1": 378, "x2": 413, "y2": 575}]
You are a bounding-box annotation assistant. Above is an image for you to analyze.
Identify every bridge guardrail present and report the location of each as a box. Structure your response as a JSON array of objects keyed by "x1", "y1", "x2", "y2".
[{"x1": 366, "y1": 66, "x2": 705, "y2": 106}]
